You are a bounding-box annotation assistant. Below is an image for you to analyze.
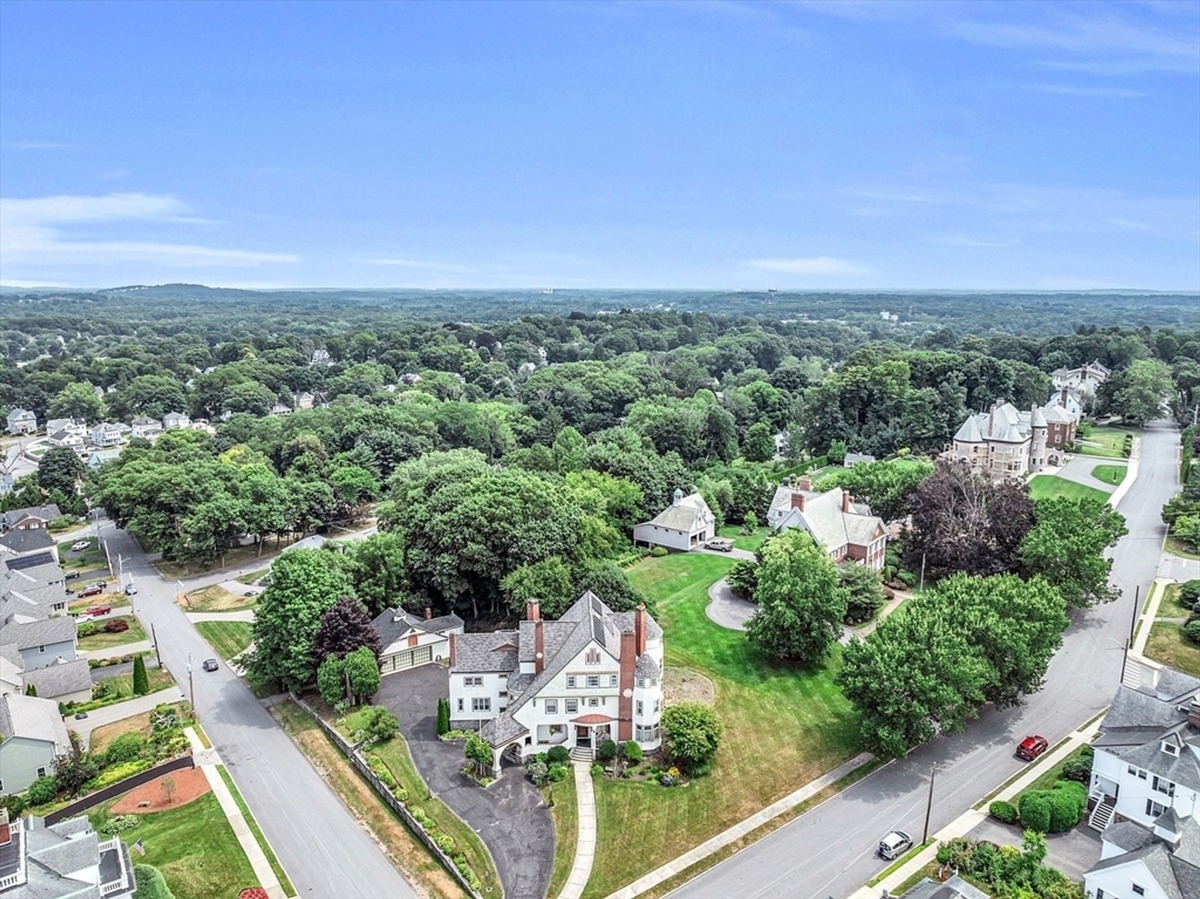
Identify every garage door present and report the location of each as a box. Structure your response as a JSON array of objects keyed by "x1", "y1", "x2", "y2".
[{"x1": 412, "y1": 645, "x2": 432, "y2": 666}]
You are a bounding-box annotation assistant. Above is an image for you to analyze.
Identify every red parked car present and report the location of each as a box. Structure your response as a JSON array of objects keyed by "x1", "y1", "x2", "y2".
[
  {"x1": 85, "y1": 605, "x2": 112, "y2": 617},
  {"x1": 1017, "y1": 735, "x2": 1049, "y2": 761},
  {"x1": 78, "y1": 584, "x2": 105, "y2": 598}
]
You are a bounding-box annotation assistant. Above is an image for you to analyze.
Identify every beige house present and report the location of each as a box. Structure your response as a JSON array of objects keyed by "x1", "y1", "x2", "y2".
[{"x1": 949, "y1": 400, "x2": 1078, "y2": 478}]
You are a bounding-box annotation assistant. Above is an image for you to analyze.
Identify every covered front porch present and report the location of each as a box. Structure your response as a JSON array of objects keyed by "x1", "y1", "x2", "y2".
[{"x1": 568, "y1": 713, "x2": 616, "y2": 761}]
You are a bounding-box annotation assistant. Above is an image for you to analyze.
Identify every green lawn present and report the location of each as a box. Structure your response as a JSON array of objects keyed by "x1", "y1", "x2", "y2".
[
  {"x1": 716, "y1": 524, "x2": 766, "y2": 553},
  {"x1": 89, "y1": 791, "x2": 257, "y2": 899},
  {"x1": 1156, "y1": 584, "x2": 1188, "y2": 620},
  {"x1": 1075, "y1": 426, "x2": 1134, "y2": 459},
  {"x1": 1144, "y1": 621, "x2": 1200, "y2": 678},
  {"x1": 1090, "y1": 464, "x2": 1128, "y2": 487},
  {"x1": 59, "y1": 538, "x2": 107, "y2": 570},
  {"x1": 1027, "y1": 476, "x2": 1108, "y2": 503},
  {"x1": 585, "y1": 553, "x2": 859, "y2": 898},
  {"x1": 216, "y1": 765, "x2": 295, "y2": 896},
  {"x1": 545, "y1": 774, "x2": 579, "y2": 899},
  {"x1": 194, "y1": 620, "x2": 254, "y2": 661},
  {"x1": 1166, "y1": 535, "x2": 1200, "y2": 561},
  {"x1": 77, "y1": 616, "x2": 148, "y2": 651}
]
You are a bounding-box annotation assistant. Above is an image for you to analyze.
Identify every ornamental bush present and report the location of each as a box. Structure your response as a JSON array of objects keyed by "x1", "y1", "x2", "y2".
[
  {"x1": 1048, "y1": 780, "x2": 1088, "y2": 832},
  {"x1": 547, "y1": 763, "x2": 568, "y2": 782},
  {"x1": 650, "y1": 546, "x2": 668, "y2": 557},
  {"x1": 621, "y1": 740, "x2": 643, "y2": 764},
  {"x1": 1060, "y1": 754, "x2": 1094, "y2": 784},
  {"x1": 26, "y1": 775, "x2": 58, "y2": 806},
  {"x1": 596, "y1": 739, "x2": 618, "y2": 762},
  {"x1": 104, "y1": 732, "x2": 148, "y2": 765},
  {"x1": 1018, "y1": 791, "x2": 1052, "y2": 833},
  {"x1": 988, "y1": 800, "x2": 1017, "y2": 824},
  {"x1": 436, "y1": 697, "x2": 450, "y2": 736},
  {"x1": 546, "y1": 745, "x2": 570, "y2": 765},
  {"x1": 1179, "y1": 579, "x2": 1200, "y2": 609},
  {"x1": 1185, "y1": 620, "x2": 1200, "y2": 645},
  {"x1": 104, "y1": 618, "x2": 130, "y2": 633}
]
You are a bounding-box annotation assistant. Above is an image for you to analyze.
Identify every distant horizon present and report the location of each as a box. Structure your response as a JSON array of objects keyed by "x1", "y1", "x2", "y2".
[{"x1": 2, "y1": 281, "x2": 1198, "y2": 297}]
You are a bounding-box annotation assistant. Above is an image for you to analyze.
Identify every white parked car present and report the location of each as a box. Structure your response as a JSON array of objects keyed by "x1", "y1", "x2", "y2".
[{"x1": 71, "y1": 540, "x2": 91, "y2": 551}]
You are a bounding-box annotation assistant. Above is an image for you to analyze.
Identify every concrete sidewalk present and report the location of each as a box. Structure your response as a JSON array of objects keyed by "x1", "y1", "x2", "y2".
[
  {"x1": 1107, "y1": 437, "x2": 1139, "y2": 509},
  {"x1": 185, "y1": 727, "x2": 290, "y2": 899},
  {"x1": 606, "y1": 751, "x2": 874, "y2": 899},
  {"x1": 80, "y1": 639, "x2": 153, "y2": 661},
  {"x1": 560, "y1": 761, "x2": 597, "y2": 899},
  {"x1": 70, "y1": 686, "x2": 183, "y2": 748}
]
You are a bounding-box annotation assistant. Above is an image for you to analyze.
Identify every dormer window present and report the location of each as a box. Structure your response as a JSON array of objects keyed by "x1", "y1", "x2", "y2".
[{"x1": 1161, "y1": 741, "x2": 1180, "y2": 757}]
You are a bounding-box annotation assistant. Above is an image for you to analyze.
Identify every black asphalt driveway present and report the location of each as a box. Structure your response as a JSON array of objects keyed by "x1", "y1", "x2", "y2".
[{"x1": 377, "y1": 665, "x2": 554, "y2": 899}]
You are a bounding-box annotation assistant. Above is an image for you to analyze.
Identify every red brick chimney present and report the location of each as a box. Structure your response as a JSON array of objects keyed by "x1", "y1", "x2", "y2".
[
  {"x1": 424, "y1": 607, "x2": 432, "y2": 621},
  {"x1": 618, "y1": 629, "x2": 635, "y2": 741},
  {"x1": 526, "y1": 601, "x2": 541, "y2": 622},
  {"x1": 798, "y1": 476, "x2": 812, "y2": 491},
  {"x1": 449, "y1": 632, "x2": 457, "y2": 667},
  {"x1": 635, "y1": 603, "x2": 647, "y2": 656},
  {"x1": 842, "y1": 490, "x2": 851, "y2": 514},
  {"x1": 534, "y1": 619, "x2": 545, "y2": 675},
  {"x1": 790, "y1": 492, "x2": 805, "y2": 512}
]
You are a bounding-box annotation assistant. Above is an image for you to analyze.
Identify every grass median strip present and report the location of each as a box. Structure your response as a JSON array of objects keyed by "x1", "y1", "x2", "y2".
[
  {"x1": 216, "y1": 764, "x2": 296, "y2": 897},
  {"x1": 271, "y1": 700, "x2": 469, "y2": 899},
  {"x1": 195, "y1": 620, "x2": 254, "y2": 661}
]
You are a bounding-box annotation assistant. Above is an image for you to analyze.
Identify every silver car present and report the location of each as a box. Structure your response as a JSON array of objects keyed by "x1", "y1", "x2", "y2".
[{"x1": 878, "y1": 830, "x2": 912, "y2": 860}]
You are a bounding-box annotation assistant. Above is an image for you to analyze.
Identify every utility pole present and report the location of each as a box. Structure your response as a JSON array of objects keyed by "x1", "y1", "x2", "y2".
[
  {"x1": 922, "y1": 764, "x2": 938, "y2": 844},
  {"x1": 1120, "y1": 639, "x2": 1130, "y2": 686},
  {"x1": 187, "y1": 654, "x2": 195, "y2": 715},
  {"x1": 919, "y1": 553, "x2": 926, "y2": 593},
  {"x1": 1129, "y1": 585, "x2": 1141, "y2": 642},
  {"x1": 152, "y1": 623, "x2": 162, "y2": 668}
]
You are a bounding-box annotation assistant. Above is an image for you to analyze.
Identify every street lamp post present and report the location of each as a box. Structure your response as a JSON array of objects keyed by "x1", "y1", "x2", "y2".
[
  {"x1": 922, "y1": 764, "x2": 938, "y2": 844},
  {"x1": 187, "y1": 654, "x2": 195, "y2": 715}
]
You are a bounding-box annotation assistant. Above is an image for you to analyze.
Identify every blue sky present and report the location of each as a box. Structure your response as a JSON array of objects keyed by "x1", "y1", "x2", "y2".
[{"x1": 1, "y1": 0, "x2": 1198, "y2": 290}]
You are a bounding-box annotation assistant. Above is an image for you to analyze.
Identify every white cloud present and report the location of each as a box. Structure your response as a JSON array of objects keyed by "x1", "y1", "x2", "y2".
[
  {"x1": 1025, "y1": 83, "x2": 1145, "y2": 98},
  {"x1": 0, "y1": 192, "x2": 298, "y2": 281},
  {"x1": 361, "y1": 257, "x2": 472, "y2": 274},
  {"x1": 746, "y1": 256, "x2": 865, "y2": 275}
]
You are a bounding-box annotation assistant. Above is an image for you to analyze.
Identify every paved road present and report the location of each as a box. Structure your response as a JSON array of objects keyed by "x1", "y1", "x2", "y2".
[
  {"x1": 1055, "y1": 453, "x2": 1123, "y2": 493},
  {"x1": 98, "y1": 521, "x2": 417, "y2": 899},
  {"x1": 670, "y1": 421, "x2": 1181, "y2": 899}
]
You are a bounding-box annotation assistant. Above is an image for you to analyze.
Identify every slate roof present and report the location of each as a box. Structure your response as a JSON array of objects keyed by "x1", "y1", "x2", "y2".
[
  {"x1": 22, "y1": 659, "x2": 92, "y2": 699},
  {"x1": 479, "y1": 714, "x2": 528, "y2": 745},
  {"x1": 1042, "y1": 405, "x2": 1077, "y2": 425},
  {"x1": 0, "y1": 528, "x2": 56, "y2": 555},
  {"x1": 453, "y1": 632, "x2": 521, "y2": 673},
  {"x1": 1094, "y1": 674, "x2": 1200, "y2": 787},
  {"x1": 0, "y1": 692, "x2": 71, "y2": 751},
  {"x1": 638, "y1": 491, "x2": 714, "y2": 534}
]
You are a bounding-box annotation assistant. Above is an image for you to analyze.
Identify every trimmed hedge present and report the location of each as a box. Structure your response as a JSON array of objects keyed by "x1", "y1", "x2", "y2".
[
  {"x1": 988, "y1": 800, "x2": 1017, "y2": 824},
  {"x1": 1018, "y1": 791, "x2": 1052, "y2": 832}
]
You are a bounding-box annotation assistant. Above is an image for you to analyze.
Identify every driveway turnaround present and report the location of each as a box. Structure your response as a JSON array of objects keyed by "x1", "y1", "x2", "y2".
[
  {"x1": 378, "y1": 664, "x2": 555, "y2": 899},
  {"x1": 704, "y1": 578, "x2": 757, "y2": 631}
]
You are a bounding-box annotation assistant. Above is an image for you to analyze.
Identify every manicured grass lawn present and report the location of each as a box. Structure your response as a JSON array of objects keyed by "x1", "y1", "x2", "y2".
[
  {"x1": 1156, "y1": 584, "x2": 1187, "y2": 621},
  {"x1": 1090, "y1": 464, "x2": 1127, "y2": 487},
  {"x1": 585, "y1": 554, "x2": 859, "y2": 898},
  {"x1": 1075, "y1": 426, "x2": 1134, "y2": 459},
  {"x1": 545, "y1": 774, "x2": 578, "y2": 899},
  {"x1": 216, "y1": 765, "x2": 296, "y2": 896},
  {"x1": 335, "y1": 707, "x2": 501, "y2": 898},
  {"x1": 181, "y1": 584, "x2": 257, "y2": 612},
  {"x1": 1144, "y1": 621, "x2": 1200, "y2": 678},
  {"x1": 100, "y1": 666, "x2": 175, "y2": 702},
  {"x1": 59, "y1": 538, "x2": 106, "y2": 570},
  {"x1": 78, "y1": 615, "x2": 148, "y2": 651},
  {"x1": 88, "y1": 791, "x2": 257, "y2": 899},
  {"x1": 716, "y1": 524, "x2": 766, "y2": 553},
  {"x1": 1016, "y1": 745, "x2": 1092, "y2": 798},
  {"x1": 1027, "y1": 476, "x2": 1108, "y2": 503},
  {"x1": 272, "y1": 701, "x2": 468, "y2": 899},
  {"x1": 195, "y1": 620, "x2": 254, "y2": 661}
]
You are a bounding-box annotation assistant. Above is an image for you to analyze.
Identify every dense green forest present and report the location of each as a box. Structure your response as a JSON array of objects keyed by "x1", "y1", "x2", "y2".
[{"x1": 2, "y1": 286, "x2": 1196, "y2": 622}]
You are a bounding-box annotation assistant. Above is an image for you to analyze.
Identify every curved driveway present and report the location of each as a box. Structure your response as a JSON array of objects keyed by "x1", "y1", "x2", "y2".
[
  {"x1": 670, "y1": 422, "x2": 1181, "y2": 899},
  {"x1": 98, "y1": 523, "x2": 417, "y2": 899}
]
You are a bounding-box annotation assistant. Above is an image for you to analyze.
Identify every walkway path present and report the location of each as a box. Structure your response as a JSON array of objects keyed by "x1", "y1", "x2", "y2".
[
  {"x1": 185, "y1": 727, "x2": 289, "y2": 899},
  {"x1": 1054, "y1": 453, "x2": 1123, "y2": 494},
  {"x1": 560, "y1": 761, "x2": 597, "y2": 899},
  {"x1": 606, "y1": 751, "x2": 873, "y2": 899},
  {"x1": 70, "y1": 686, "x2": 183, "y2": 748}
]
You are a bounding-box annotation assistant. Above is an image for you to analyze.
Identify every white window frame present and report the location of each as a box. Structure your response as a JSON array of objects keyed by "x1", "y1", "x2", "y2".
[
  {"x1": 566, "y1": 699, "x2": 578, "y2": 713},
  {"x1": 545, "y1": 699, "x2": 558, "y2": 714},
  {"x1": 636, "y1": 700, "x2": 643, "y2": 716},
  {"x1": 609, "y1": 674, "x2": 618, "y2": 687},
  {"x1": 587, "y1": 697, "x2": 600, "y2": 708},
  {"x1": 586, "y1": 675, "x2": 600, "y2": 688},
  {"x1": 566, "y1": 675, "x2": 577, "y2": 689},
  {"x1": 472, "y1": 697, "x2": 491, "y2": 712}
]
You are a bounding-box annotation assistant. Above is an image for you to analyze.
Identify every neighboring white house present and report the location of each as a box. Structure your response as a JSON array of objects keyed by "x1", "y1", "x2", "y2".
[
  {"x1": 295, "y1": 391, "x2": 315, "y2": 410},
  {"x1": 6, "y1": 409, "x2": 36, "y2": 436},
  {"x1": 371, "y1": 606, "x2": 464, "y2": 675},
  {"x1": 1053, "y1": 360, "x2": 1111, "y2": 398},
  {"x1": 45, "y1": 418, "x2": 88, "y2": 440},
  {"x1": 0, "y1": 693, "x2": 71, "y2": 795},
  {"x1": 162, "y1": 411, "x2": 191, "y2": 430},
  {"x1": 269, "y1": 403, "x2": 292, "y2": 416},
  {"x1": 842, "y1": 452, "x2": 876, "y2": 468},
  {"x1": 632, "y1": 489, "x2": 716, "y2": 552},
  {"x1": 449, "y1": 592, "x2": 665, "y2": 769},
  {"x1": 1083, "y1": 664, "x2": 1200, "y2": 898},
  {"x1": 1047, "y1": 386, "x2": 1085, "y2": 418},
  {"x1": 766, "y1": 477, "x2": 887, "y2": 570},
  {"x1": 46, "y1": 429, "x2": 85, "y2": 450},
  {"x1": 0, "y1": 808, "x2": 137, "y2": 897},
  {"x1": 130, "y1": 416, "x2": 162, "y2": 439},
  {"x1": 89, "y1": 423, "x2": 123, "y2": 447},
  {"x1": 311, "y1": 348, "x2": 333, "y2": 366}
]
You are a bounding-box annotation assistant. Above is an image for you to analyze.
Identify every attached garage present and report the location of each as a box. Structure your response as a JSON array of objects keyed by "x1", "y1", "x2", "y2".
[
  {"x1": 372, "y1": 606, "x2": 464, "y2": 677},
  {"x1": 382, "y1": 644, "x2": 434, "y2": 673}
]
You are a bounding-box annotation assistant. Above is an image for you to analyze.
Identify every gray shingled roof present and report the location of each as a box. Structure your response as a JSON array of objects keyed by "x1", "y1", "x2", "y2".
[
  {"x1": 768, "y1": 485, "x2": 884, "y2": 552},
  {"x1": 1, "y1": 615, "x2": 76, "y2": 649},
  {"x1": 22, "y1": 659, "x2": 92, "y2": 699},
  {"x1": 0, "y1": 528, "x2": 55, "y2": 554},
  {"x1": 0, "y1": 692, "x2": 71, "y2": 750},
  {"x1": 453, "y1": 631, "x2": 520, "y2": 673},
  {"x1": 1, "y1": 505, "x2": 61, "y2": 529},
  {"x1": 638, "y1": 492, "x2": 714, "y2": 534},
  {"x1": 372, "y1": 606, "x2": 464, "y2": 650}
]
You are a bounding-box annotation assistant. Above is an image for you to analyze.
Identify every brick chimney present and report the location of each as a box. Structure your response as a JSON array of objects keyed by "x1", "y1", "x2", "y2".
[
  {"x1": 424, "y1": 607, "x2": 432, "y2": 621},
  {"x1": 526, "y1": 601, "x2": 541, "y2": 622},
  {"x1": 449, "y1": 632, "x2": 457, "y2": 667},
  {"x1": 534, "y1": 619, "x2": 545, "y2": 675},
  {"x1": 798, "y1": 476, "x2": 812, "y2": 491},
  {"x1": 841, "y1": 490, "x2": 852, "y2": 514},
  {"x1": 1060, "y1": 386, "x2": 1069, "y2": 407},
  {"x1": 790, "y1": 492, "x2": 805, "y2": 512},
  {"x1": 635, "y1": 603, "x2": 647, "y2": 656}
]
